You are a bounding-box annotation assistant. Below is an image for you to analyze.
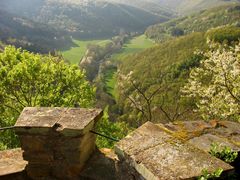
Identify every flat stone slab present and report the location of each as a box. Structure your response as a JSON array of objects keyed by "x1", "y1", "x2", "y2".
[
  {"x1": 163, "y1": 120, "x2": 240, "y2": 153},
  {"x1": 15, "y1": 107, "x2": 103, "y2": 135},
  {"x1": 0, "y1": 148, "x2": 27, "y2": 176},
  {"x1": 115, "y1": 122, "x2": 233, "y2": 180},
  {"x1": 188, "y1": 133, "x2": 240, "y2": 152}
]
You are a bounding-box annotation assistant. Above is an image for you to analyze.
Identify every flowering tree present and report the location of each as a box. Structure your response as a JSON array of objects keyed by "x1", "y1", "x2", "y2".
[{"x1": 182, "y1": 43, "x2": 240, "y2": 121}]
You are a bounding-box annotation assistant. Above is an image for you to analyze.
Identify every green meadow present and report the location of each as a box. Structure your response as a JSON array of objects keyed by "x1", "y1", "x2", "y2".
[
  {"x1": 103, "y1": 67, "x2": 118, "y2": 98},
  {"x1": 105, "y1": 35, "x2": 155, "y2": 97},
  {"x1": 112, "y1": 34, "x2": 155, "y2": 61},
  {"x1": 62, "y1": 39, "x2": 111, "y2": 64},
  {"x1": 61, "y1": 35, "x2": 155, "y2": 97}
]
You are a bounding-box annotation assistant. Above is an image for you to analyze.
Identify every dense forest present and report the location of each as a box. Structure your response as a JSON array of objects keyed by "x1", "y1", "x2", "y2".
[{"x1": 145, "y1": 5, "x2": 240, "y2": 41}]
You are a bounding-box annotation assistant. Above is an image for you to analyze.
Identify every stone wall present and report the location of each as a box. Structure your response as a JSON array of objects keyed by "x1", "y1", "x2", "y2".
[
  {"x1": 1, "y1": 107, "x2": 240, "y2": 180},
  {"x1": 14, "y1": 107, "x2": 103, "y2": 179}
]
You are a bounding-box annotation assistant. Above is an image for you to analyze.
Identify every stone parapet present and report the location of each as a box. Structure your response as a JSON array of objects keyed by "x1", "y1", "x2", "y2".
[
  {"x1": 14, "y1": 107, "x2": 103, "y2": 179},
  {"x1": 115, "y1": 121, "x2": 234, "y2": 180}
]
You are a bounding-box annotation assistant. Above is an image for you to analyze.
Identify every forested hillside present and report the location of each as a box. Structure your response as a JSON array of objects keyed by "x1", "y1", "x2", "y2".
[
  {"x1": 1, "y1": 0, "x2": 170, "y2": 39},
  {"x1": 113, "y1": 4, "x2": 240, "y2": 127},
  {"x1": 117, "y1": 32, "x2": 207, "y2": 126},
  {"x1": 145, "y1": 4, "x2": 240, "y2": 41},
  {"x1": 116, "y1": 26, "x2": 240, "y2": 126},
  {"x1": 108, "y1": 0, "x2": 175, "y2": 17},
  {"x1": 0, "y1": 9, "x2": 73, "y2": 53},
  {"x1": 155, "y1": 0, "x2": 239, "y2": 14}
]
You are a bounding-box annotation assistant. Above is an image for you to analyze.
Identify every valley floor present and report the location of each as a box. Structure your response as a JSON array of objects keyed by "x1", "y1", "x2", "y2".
[
  {"x1": 61, "y1": 35, "x2": 155, "y2": 98},
  {"x1": 104, "y1": 35, "x2": 155, "y2": 97},
  {"x1": 61, "y1": 39, "x2": 111, "y2": 64}
]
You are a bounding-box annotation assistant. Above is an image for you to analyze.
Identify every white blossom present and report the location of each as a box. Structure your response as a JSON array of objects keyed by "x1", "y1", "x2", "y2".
[{"x1": 182, "y1": 42, "x2": 240, "y2": 121}]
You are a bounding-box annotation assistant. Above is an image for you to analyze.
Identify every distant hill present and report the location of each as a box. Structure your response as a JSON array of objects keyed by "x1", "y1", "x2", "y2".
[
  {"x1": 155, "y1": 0, "x2": 240, "y2": 14},
  {"x1": 0, "y1": 9, "x2": 73, "y2": 53},
  {"x1": 0, "y1": 0, "x2": 172, "y2": 39},
  {"x1": 145, "y1": 4, "x2": 240, "y2": 42},
  {"x1": 107, "y1": 0, "x2": 176, "y2": 17}
]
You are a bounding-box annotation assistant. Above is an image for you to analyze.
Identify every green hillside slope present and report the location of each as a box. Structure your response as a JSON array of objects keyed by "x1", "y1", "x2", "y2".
[
  {"x1": 117, "y1": 33, "x2": 207, "y2": 125},
  {"x1": 145, "y1": 4, "x2": 240, "y2": 42},
  {"x1": 117, "y1": 25, "x2": 240, "y2": 125},
  {"x1": 155, "y1": 0, "x2": 239, "y2": 14}
]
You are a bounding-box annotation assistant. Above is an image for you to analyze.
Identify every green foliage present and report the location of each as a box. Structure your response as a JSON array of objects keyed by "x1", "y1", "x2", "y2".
[
  {"x1": 168, "y1": 54, "x2": 204, "y2": 79},
  {"x1": 96, "y1": 106, "x2": 131, "y2": 148},
  {"x1": 206, "y1": 26, "x2": 240, "y2": 43},
  {"x1": 146, "y1": 5, "x2": 240, "y2": 42},
  {"x1": 117, "y1": 33, "x2": 207, "y2": 124},
  {"x1": 174, "y1": 0, "x2": 238, "y2": 14},
  {"x1": 103, "y1": 67, "x2": 118, "y2": 98},
  {"x1": 0, "y1": 46, "x2": 95, "y2": 149},
  {"x1": 170, "y1": 27, "x2": 184, "y2": 37},
  {"x1": 197, "y1": 168, "x2": 223, "y2": 180},
  {"x1": 209, "y1": 143, "x2": 238, "y2": 163}
]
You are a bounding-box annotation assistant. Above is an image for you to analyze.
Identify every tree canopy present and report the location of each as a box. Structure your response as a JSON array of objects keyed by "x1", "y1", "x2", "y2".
[{"x1": 0, "y1": 46, "x2": 95, "y2": 149}]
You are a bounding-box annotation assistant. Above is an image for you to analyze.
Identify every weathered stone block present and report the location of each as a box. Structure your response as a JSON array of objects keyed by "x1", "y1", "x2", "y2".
[
  {"x1": 188, "y1": 133, "x2": 240, "y2": 153},
  {"x1": 0, "y1": 149, "x2": 27, "y2": 177},
  {"x1": 115, "y1": 122, "x2": 234, "y2": 180},
  {"x1": 14, "y1": 107, "x2": 103, "y2": 179},
  {"x1": 23, "y1": 151, "x2": 54, "y2": 163},
  {"x1": 19, "y1": 135, "x2": 50, "y2": 152}
]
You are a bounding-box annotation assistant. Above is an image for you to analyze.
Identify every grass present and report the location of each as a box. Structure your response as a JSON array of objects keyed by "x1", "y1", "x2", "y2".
[
  {"x1": 61, "y1": 39, "x2": 111, "y2": 64},
  {"x1": 104, "y1": 67, "x2": 118, "y2": 98},
  {"x1": 112, "y1": 34, "x2": 156, "y2": 61},
  {"x1": 105, "y1": 35, "x2": 155, "y2": 97},
  {"x1": 61, "y1": 35, "x2": 155, "y2": 97}
]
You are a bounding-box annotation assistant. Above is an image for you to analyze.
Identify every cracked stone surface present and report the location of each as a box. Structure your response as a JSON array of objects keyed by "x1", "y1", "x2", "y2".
[
  {"x1": 115, "y1": 122, "x2": 234, "y2": 180},
  {"x1": 15, "y1": 107, "x2": 103, "y2": 136},
  {"x1": 163, "y1": 120, "x2": 240, "y2": 153}
]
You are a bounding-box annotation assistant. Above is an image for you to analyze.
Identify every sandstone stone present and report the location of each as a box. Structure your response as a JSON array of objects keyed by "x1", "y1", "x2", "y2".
[
  {"x1": 19, "y1": 135, "x2": 50, "y2": 152},
  {"x1": 15, "y1": 107, "x2": 103, "y2": 136},
  {"x1": 56, "y1": 136, "x2": 83, "y2": 151},
  {"x1": 14, "y1": 107, "x2": 103, "y2": 179},
  {"x1": 23, "y1": 151, "x2": 54, "y2": 163},
  {"x1": 163, "y1": 120, "x2": 240, "y2": 154},
  {"x1": 115, "y1": 122, "x2": 234, "y2": 180},
  {"x1": 0, "y1": 149, "x2": 27, "y2": 176},
  {"x1": 188, "y1": 133, "x2": 240, "y2": 153}
]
